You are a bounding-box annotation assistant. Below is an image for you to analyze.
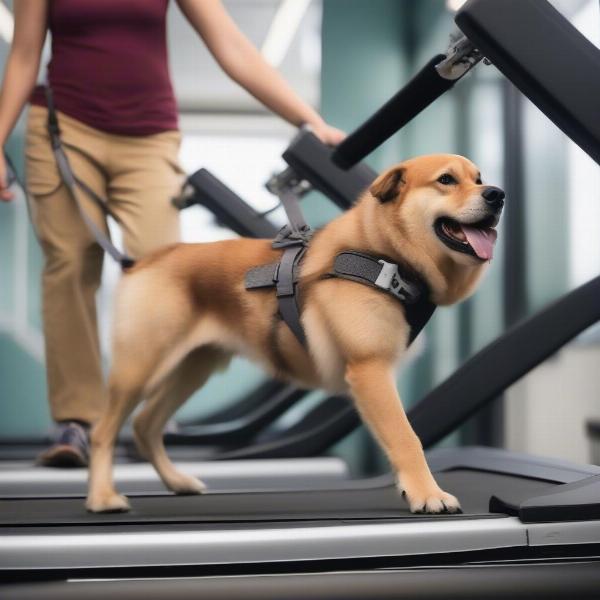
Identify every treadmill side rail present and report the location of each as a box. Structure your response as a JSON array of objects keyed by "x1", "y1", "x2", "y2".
[{"x1": 0, "y1": 518, "x2": 527, "y2": 571}]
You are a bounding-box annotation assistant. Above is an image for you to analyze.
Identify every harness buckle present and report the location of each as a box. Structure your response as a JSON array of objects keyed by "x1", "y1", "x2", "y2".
[{"x1": 375, "y1": 259, "x2": 410, "y2": 302}]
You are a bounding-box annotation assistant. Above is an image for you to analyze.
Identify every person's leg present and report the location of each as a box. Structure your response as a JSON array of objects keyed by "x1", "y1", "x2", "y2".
[
  {"x1": 25, "y1": 107, "x2": 111, "y2": 463},
  {"x1": 106, "y1": 130, "x2": 183, "y2": 258}
]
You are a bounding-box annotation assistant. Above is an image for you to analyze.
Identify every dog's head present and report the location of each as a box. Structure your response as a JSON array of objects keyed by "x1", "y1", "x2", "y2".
[{"x1": 370, "y1": 154, "x2": 504, "y2": 267}]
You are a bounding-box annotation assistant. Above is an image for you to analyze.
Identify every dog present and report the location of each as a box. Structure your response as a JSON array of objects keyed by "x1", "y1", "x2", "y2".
[{"x1": 86, "y1": 154, "x2": 504, "y2": 514}]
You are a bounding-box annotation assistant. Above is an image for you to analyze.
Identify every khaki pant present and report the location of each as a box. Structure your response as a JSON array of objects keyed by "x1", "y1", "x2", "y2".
[{"x1": 25, "y1": 106, "x2": 183, "y2": 424}]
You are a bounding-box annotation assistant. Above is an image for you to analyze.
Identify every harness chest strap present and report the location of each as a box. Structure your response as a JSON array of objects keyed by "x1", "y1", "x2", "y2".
[
  {"x1": 331, "y1": 251, "x2": 436, "y2": 344},
  {"x1": 275, "y1": 244, "x2": 308, "y2": 346},
  {"x1": 245, "y1": 249, "x2": 436, "y2": 346},
  {"x1": 330, "y1": 251, "x2": 422, "y2": 304}
]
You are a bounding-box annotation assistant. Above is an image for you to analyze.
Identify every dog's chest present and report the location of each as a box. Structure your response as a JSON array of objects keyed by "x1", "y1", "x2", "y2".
[{"x1": 300, "y1": 307, "x2": 348, "y2": 392}]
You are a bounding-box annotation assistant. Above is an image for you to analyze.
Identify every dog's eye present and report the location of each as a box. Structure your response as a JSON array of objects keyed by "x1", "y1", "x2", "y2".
[
  {"x1": 475, "y1": 177, "x2": 482, "y2": 185},
  {"x1": 437, "y1": 173, "x2": 457, "y2": 185}
]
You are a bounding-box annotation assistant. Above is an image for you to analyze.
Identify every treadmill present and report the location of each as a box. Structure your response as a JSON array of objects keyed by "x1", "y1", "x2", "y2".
[{"x1": 3, "y1": 0, "x2": 600, "y2": 597}]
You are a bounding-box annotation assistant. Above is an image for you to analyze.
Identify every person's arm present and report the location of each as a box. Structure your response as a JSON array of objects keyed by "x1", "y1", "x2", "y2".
[
  {"x1": 176, "y1": 0, "x2": 345, "y2": 145},
  {"x1": 0, "y1": 0, "x2": 48, "y2": 201}
]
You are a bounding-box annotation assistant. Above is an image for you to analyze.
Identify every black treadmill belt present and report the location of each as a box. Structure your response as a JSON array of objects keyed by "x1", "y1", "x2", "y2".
[{"x1": 0, "y1": 470, "x2": 551, "y2": 527}]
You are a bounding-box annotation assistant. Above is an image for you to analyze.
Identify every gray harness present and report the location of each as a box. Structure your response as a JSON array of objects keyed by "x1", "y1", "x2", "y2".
[
  {"x1": 245, "y1": 194, "x2": 436, "y2": 349},
  {"x1": 245, "y1": 222, "x2": 312, "y2": 346},
  {"x1": 245, "y1": 182, "x2": 315, "y2": 347}
]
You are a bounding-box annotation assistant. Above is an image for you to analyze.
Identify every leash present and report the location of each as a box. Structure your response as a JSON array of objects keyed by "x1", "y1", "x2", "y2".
[
  {"x1": 4, "y1": 88, "x2": 135, "y2": 270},
  {"x1": 44, "y1": 87, "x2": 135, "y2": 269}
]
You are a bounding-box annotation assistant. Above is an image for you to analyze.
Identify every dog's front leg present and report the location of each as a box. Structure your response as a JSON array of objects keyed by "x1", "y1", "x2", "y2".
[{"x1": 346, "y1": 359, "x2": 461, "y2": 514}]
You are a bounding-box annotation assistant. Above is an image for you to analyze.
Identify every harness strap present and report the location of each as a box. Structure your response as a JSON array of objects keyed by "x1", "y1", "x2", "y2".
[
  {"x1": 45, "y1": 87, "x2": 135, "y2": 270},
  {"x1": 278, "y1": 188, "x2": 308, "y2": 234},
  {"x1": 244, "y1": 241, "x2": 308, "y2": 347},
  {"x1": 275, "y1": 245, "x2": 307, "y2": 346},
  {"x1": 330, "y1": 251, "x2": 423, "y2": 304},
  {"x1": 245, "y1": 262, "x2": 279, "y2": 289},
  {"x1": 404, "y1": 296, "x2": 436, "y2": 344},
  {"x1": 329, "y1": 251, "x2": 435, "y2": 344},
  {"x1": 246, "y1": 248, "x2": 436, "y2": 347}
]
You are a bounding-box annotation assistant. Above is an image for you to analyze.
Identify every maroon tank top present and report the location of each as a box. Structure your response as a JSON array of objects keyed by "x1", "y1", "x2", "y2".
[{"x1": 31, "y1": 0, "x2": 178, "y2": 136}]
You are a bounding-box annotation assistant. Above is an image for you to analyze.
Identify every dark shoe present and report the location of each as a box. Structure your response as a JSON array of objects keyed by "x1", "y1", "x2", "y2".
[{"x1": 37, "y1": 421, "x2": 90, "y2": 468}]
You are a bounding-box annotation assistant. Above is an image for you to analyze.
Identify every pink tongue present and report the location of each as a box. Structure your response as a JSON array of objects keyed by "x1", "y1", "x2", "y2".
[{"x1": 461, "y1": 225, "x2": 497, "y2": 260}]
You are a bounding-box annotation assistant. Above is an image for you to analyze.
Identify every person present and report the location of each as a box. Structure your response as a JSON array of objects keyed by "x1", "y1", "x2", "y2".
[{"x1": 0, "y1": 0, "x2": 345, "y2": 467}]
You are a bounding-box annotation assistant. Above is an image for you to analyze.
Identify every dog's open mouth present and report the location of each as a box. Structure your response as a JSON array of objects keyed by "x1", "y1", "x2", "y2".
[{"x1": 434, "y1": 216, "x2": 498, "y2": 261}]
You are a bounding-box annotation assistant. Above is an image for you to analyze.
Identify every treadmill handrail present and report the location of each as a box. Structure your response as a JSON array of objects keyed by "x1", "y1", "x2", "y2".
[
  {"x1": 163, "y1": 385, "x2": 306, "y2": 446},
  {"x1": 177, "y1": 168, "x2": 279, "y2": 239},
  {"x1": 333, "y1": 0, "x2": 600, "y2": 170},
  {"x1": 330, "y1": 54, "x2": 455, "y2": 169},
  {"x1": 282, "y1": 130, "x2": 377, "y2": 209},
  {"x1": 330, "y1": 33, "x2": 485, "y2": 170},
  {"x1": 214, "y1": 396, "x2": 360, "y2": 460},
  {"x1": 456, "y1": 0, "x2": 600, "y2": 167},
  {"x1": 180, "y1": 379, "x2": 290, "y2": 426}
]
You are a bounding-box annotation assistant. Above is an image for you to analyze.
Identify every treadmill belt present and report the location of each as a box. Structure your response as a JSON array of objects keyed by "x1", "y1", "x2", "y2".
[{"x1": 0, "y1": 470, "x2": 551, "y2": 527}]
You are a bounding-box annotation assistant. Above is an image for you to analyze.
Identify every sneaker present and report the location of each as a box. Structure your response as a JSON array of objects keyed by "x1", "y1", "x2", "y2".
[{"x1": 36, "y1": 421, "x2": 90, "y2": 468}]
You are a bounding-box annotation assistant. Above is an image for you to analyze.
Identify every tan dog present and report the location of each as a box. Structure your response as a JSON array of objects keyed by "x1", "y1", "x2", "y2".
[{"x1": 86, "y1": 154, "x2": 504, "y2": 514}]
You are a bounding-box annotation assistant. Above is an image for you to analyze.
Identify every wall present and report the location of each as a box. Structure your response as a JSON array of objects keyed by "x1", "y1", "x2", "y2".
[
  {"x1": 0, "y1": 19, "x2": 49, "y2": 436},
  {"x1": 505, "y1": 341, "x2": 600, "y2": 464}
]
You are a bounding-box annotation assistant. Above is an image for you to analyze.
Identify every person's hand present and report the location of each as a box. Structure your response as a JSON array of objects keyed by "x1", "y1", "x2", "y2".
[
  {"x1": 308, "y1": 120, "x2": 347, "y2": 147},
  {"x1": 0, "y1": 154, "x2": 15, "y2": 202}
]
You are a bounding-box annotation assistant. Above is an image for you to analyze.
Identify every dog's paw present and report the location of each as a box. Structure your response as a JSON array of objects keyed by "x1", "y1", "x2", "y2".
[
  {"x1": 397, "y1": 479, "x2": 461, "y2": 514},
  {"x1": 165, "y1": 473, "x2": 206, "y2": 495},
  {"x1": 86, "y1": 492, "x2": 131, "y2": 513}
]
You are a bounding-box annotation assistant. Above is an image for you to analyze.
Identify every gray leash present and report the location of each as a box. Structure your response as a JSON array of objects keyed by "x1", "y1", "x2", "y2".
[{"x1": 44, "y1": 87, "x2": 135, "y2": 269}]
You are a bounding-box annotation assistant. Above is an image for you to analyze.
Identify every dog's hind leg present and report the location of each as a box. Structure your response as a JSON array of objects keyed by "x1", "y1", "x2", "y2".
[
  {"x1": 86, "y1": 361, "x2": 154, "y2": 513},
  {"x1": 86, "y1": 281, "x2": 196, "y2": 513},
  {"x1": 133, "y1": 346, "x2": 231, "y2": 494}
]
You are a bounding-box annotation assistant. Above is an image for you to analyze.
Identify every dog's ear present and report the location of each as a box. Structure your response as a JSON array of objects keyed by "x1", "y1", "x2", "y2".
[{"x1": 369, "y1": 166, "x2": 406, "y2": 203}]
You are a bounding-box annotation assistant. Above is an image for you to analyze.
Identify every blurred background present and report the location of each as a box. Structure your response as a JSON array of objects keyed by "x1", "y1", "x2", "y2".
[{"x1": 0, "y1": 0, "x2": 599, "y2": 473}]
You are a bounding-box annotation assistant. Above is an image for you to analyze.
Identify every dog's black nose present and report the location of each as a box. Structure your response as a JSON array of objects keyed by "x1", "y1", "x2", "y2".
[{"x1": 482, "y1": 186, "x2": 505, "y2": 210}]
